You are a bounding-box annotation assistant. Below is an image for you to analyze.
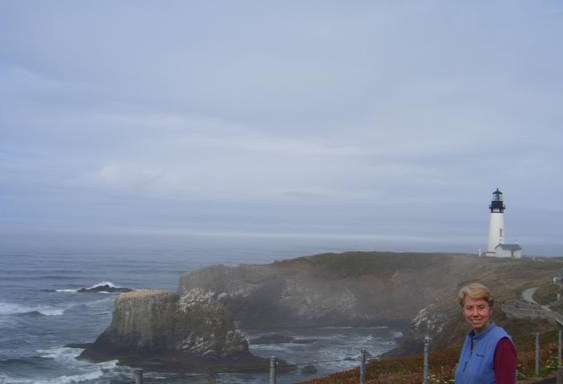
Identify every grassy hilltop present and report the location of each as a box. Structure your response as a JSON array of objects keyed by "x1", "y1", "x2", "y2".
[{"x1": 292, "y1": 253, "x2": 563, "y2": 384}]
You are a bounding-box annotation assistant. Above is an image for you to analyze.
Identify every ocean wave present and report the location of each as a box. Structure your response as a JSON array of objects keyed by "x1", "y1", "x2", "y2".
[
  {"x1": 85, "y1": 281, "x2": 119, "y2": 289},
  {"x1": 319, "y1": 325, "x2": 389, "y2": 330},
  {"x1": 15, "y1": 311, "x2": 47, "y2": 318},
  {"x1": 37, "y1": 347, "x2": 83, "y2": 361},
  {"x1": 363, "y1": 335, "x2": 382, "y2": 342},
  {"x1": 54, "y1": 289, "x2": 79, "y2": 293},
  {"x1": 56, "y1": 281, "x2": 131, "y2": 294},
  {"x1": 0, "y1": 356, "x2": 49, "y2": 369},
  {"x1": 0, "y1": 370, "x2": 103, "y2": 384},
  {"x1": 0, "y1": 348, "x2": 118, "y2": 384},
  {"x1": 0, "y1": 302, "x2": 65, "y2": 316},
  {"x1": 249, "y1": 344, "x2": 294, "y2": 352},
  {"x1": 37, "y1": 346, "x2": 117, "y2": 368}
]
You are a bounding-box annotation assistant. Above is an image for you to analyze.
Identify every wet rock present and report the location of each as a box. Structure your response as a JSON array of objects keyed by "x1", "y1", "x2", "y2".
[
  {"x1": 250, "y1": 334, "x2": 294, "y2": 344},
  {"x1": 78, "y1": 284, "x2": 133, "y2": 293},
  {"x1": 301, "y1": 365, "x2": 317, "y2": 374}
]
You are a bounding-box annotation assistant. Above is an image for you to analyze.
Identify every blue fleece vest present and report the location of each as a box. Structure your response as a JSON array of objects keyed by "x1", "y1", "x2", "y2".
[{"x1": 455, "y1": 323, "x2": 510, "y2": 384}]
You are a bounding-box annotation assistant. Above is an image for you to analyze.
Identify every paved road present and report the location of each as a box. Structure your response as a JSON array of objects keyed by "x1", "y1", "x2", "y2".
[{"x1": 523, "y1": 287, "x2": 539, "y2": 304}]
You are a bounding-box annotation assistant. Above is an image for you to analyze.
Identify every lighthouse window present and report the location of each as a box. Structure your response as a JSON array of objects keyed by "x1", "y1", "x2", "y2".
[{"x1": 500, "y1": 229, "x2": 503, "y2": 237}]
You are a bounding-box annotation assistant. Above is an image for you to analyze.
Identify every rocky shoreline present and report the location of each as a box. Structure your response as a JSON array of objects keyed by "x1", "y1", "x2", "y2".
[{"x1": 80, "y1": 252, "x2": 563, "y2": 375}]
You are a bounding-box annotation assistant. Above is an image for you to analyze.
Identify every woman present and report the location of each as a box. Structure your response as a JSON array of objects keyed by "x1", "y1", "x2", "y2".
[{"x1": 455, "y1": 282, "x2": 517, "y2": 384}]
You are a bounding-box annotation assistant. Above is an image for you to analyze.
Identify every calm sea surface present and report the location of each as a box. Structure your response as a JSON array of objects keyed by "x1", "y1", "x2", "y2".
[{"x1": 0, "y1": 235, "x2": 401, "y2": 383}]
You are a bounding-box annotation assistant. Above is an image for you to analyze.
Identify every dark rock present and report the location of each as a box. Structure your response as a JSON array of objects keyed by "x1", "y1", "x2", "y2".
[
  {"x1": 78, "y1": 284, "x2": 132, "y2": 293},
  {"x1": 301, "y1": 364, "x2": 317, "y2": 374},
  {"x1": 250, "y1": 334, "x2": 294, "y2": 344},
  {"x1": 17, "y1": 311, "x2": 45, "y2": 317}
]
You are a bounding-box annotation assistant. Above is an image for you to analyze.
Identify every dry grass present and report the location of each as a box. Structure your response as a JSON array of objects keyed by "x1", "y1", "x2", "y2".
[
  {"x1": 117, "y1": 289, "x2": 173, "y2": 300},
  {"x1": 299, "y1": 337, "x2": 561, "y2": 384}
]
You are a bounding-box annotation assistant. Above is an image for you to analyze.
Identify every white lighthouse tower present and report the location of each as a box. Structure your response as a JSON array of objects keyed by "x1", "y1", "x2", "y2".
[{"x1": 486, "y1": 188, "x2": 505, "y2": 256}]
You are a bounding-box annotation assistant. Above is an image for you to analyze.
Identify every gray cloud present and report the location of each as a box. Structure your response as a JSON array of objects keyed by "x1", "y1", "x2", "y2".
[{"x1": 1, "y1": 1, "x2": 562, "y2": 254}]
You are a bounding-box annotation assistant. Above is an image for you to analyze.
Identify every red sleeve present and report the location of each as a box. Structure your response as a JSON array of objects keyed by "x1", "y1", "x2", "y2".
[{"x1": 494, "y1": 337, "x2": 517, "y2": 384}]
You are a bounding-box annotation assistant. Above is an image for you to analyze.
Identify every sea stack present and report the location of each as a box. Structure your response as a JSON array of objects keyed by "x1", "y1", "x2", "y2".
[{"x1": 80, "y1": 289, "x2": 268, "y2": 372}]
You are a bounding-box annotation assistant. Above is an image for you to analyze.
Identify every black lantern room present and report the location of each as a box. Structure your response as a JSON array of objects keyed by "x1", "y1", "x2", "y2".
[{"x1": 489, "y1": 188, "x2": 505, "y2": 213}]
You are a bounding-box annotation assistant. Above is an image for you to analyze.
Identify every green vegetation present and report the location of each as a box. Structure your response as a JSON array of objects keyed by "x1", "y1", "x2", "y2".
[
  {"x1": 300, "y1": 334, "x2": 561, "y2": 384},
  {"x1": 293, "y1": 252, "x2": 463, "y2": 278},
  {"x1": 534, "y1": 283, "x2": 561, "y2": 305}
]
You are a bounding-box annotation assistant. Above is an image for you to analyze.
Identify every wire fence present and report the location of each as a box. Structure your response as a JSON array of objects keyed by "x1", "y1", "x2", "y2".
[{"x1": 129, "y1": 327, "x2": 563, "y2": 384}]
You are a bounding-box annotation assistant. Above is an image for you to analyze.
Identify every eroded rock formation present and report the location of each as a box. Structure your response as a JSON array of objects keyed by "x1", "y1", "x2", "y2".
[{"x1": 80, "y1": 289, "x2": 268, "y2": 371}]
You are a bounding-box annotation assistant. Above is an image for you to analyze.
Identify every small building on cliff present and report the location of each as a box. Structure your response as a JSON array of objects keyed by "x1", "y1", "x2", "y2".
[{"x1": 495, "y1": 243, "x2": 523, "y2": 258}]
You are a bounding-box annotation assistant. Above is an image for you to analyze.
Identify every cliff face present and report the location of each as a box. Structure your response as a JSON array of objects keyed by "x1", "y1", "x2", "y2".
[
  {"x1": 84, "y1": 251, "x2": 563, "y2": 371},
  {"x1": 178, "y1": 252, "x2": 488, "y2": 328},
  {"x1": 390, "y1": 256, "x2": 563, "y2": 355},
  {"x1": 80, "y1": 289, "x2": 263, "y2": 371},
  {"x1": 178, "y1": 252, "x2": 563, "y2": 353}
]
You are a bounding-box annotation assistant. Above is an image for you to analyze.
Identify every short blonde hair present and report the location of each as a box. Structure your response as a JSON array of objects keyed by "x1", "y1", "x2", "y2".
[{"x1": 457, "y1": 282, "x2": 493, "y2": 307}]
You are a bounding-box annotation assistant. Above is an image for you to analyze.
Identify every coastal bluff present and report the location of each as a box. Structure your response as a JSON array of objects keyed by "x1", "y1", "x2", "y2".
[
  {"x1": 178, "y1": 252, "x2": 563, "y2": 353},
  {"x1": 83, "y1": 251, "x2": 563, "y2": 371},
  {"x1": 179, "y1": 252, "x2": 486, "y2": 328}
]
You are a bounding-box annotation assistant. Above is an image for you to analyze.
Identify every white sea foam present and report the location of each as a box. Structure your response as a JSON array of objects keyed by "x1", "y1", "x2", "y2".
[
  {"x1": 56, "y1": 281, "x2": 120, "y2": 293},
  {"x1": 86, "y1": 281, "x2": 119, "y2": 289},
  {"x1": 38, "y1": 346, "x2": 118, "y2": 369},
  {"x1": 37, "y1": 347, "x2": 82, "y2": 362},
  {"x1": 0, "y1": 302, "x2": 65, "y2": 316},
  {"x1": 0, "y1": 296, "x2": 114, "y2": 318},
  {"x1": 250, "y1": 344, "x2": 292, "y2": 352}
]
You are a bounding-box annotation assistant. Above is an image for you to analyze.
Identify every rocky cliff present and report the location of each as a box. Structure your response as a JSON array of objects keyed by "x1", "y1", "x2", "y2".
[
  {"x1": 83, "y1": 251, "x2": 563, "y2": 372},
  {"x1": 80, "y1": 289, "x2": 269, "y2": 371},
  {"x1": 178, "y1": 252, "x2": 485, "y2": 328},
  {"x1": 178, "y1": 252, "x2": 563, "y2": 353}
]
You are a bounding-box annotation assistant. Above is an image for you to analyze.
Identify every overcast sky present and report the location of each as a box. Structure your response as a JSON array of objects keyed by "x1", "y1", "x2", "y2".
[{"x1": 1, "y1": 1, "x2": 562, "y2": 255}]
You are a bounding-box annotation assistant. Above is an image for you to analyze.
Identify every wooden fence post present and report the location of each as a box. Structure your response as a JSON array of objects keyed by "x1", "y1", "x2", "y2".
[
  {"x1": 269, "y1": 356, "x2": 277, "y2": 384},
  {"x1": 423, "y1": 335, "x2": 431, "y2": 384},
  {"x1": 133, "y1": 369, "x2": 143, "y2": 384},
  {"x1": 559, "y1": 327, "x2": 562, "y2": 368},
  {"x1": 535, "y1": 332, "x2": 540, "y2": 377},
  {"x1": 557, "y1": 366, "x2": 563, "y2": 384},
  {"x1": 360, "y1": 349, "x2": 367, "y2": 384}
]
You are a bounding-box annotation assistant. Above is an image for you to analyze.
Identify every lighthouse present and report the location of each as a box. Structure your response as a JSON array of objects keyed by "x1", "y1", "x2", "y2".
[
  {"x1": 486, "y1": 188, "x2": 505, "y2": 256},
  {"x1": 485, "y1": 188, "x2": 522, "y2": 258}
]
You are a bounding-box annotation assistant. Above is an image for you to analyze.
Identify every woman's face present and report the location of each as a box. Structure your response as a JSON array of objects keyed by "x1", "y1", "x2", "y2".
[{"x1": 462, "y1": 296, "x2": 492, "y2": 332}]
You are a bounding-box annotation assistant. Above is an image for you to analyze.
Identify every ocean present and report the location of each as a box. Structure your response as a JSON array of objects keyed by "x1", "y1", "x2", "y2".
[{"x1": 0, "y1": 235, "x2": 401, "y2": 384}]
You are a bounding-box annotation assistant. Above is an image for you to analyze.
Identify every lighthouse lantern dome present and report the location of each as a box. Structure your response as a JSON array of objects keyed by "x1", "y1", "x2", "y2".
[{"x1": 489, "y1": 188, "x2": 506, "y2": 213}]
